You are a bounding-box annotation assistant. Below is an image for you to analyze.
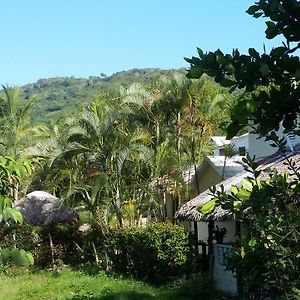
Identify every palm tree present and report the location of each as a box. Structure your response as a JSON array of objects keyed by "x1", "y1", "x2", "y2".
[
  {"x1": 0, "y1": 86, "x2": 37, "y2": 158},
  {"x1": 0, "y1": 86, "x2": 49, "y2": 200},
  {"x1": 121, "y1": 82, "x2": 186, "y2": 221},
  {"x1": 50, "y1": 94, "x2": 153, "y2": 228}
]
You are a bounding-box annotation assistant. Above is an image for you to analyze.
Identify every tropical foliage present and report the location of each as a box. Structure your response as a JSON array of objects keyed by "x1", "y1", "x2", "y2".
[
  {"x1": 106, "y1": 222, "x2": 190, "y2": 283},
  {"x1": 0, "y1": 156, "x2": 34, "y2": 266},
  {"x1": 203, "y1": 156, "x2": 300, "y2": 298},
  {"x1": 185, "y1": 0, "x2": 300, "y2": 139},
  {"x1": 189, "y1": 0, "x2": 300, "y2": 298},
  {"x1": 29, "y1": 72, "x2": 234, "y2": 230}
]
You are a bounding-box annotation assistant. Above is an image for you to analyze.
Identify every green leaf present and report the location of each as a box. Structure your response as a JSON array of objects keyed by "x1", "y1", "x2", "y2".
[
  {"x1": 270, "y1": 47, "x2": 286, "y2": 59},
  {"x1": 236, "y1": 189, "x2": 251, "y2": 201},
  {"x1": 220, "y1": 78, "x2": 236, "y2": 87},
  {"x1": 206, "y1": 52, "x2": 216, "y2": 64},
  {"x1": 225, "y1": 63, "x2": 235, "y2": 74},
  {"x1": 0, "y1": 248, "x2": 11, "y2": 263},
  {"x1": 248, "y1": 239, "x2": 257, "y2": 247},
  {"x1": 266, "y1": 21, "x2": 276, "y2": 29},
  {"x1": 252, "y1": 12, "x2": 263, "y2": 18},
  {"x1": 198, "y1": 199, "x2": 216, "y2": 214},
  {"x1": 10, "y1": 249, "x2": 34, "y2": 266},
  {"x1": 184, "y1": 57, "x2": 193, "y2": 64},
  {"x1": 241, "y1": 178, "x2": 253, "y2": 191},
  {"x1": 231, "y1": 186, "x2": 239, "y2": 195},
  {"x1": 0, "y1": 249, "x2": 33, "y2": 266},
  {"x1": 186, "y1": 66, "x2": 204, "y2": 79},
  {"x1": 259, "y1": 63, "x2": 270, "y2": 76},
  {"x1": 5, "y1": 207, "x2": 23, "y2": 223},
  {"x1": 241, "y1": 247, "x2": 245, "y2": 258},
  {"x1": 233, "y1": 200, "x2": 242, "y2": 211},
  {"x1": 248, "y1": 48, "x2": 260, "y2": 59},
  {"x1": 1, "y1": 208, "x2": 9, "y2": 222},
  {"x1": 197, "y1": 47, "x2": 204, "y2": 59},
  {"x1": 216, "y1": 53, "x2": 227, "y2": 65},
  {"x1": 246, "y1": 5, "x2": 259, "y2": 15},
  {"x1": 265, "y1": 22, "x2": 278, "y2": 39}
]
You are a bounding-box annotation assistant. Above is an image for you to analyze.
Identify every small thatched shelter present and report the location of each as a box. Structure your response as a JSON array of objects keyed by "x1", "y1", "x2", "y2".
[
  {"x1": 175, "y1": 148, "x2": 300, "y2": 277},
  {"x1": 176, "y1": 149, "x2": 300, "y2": 223},
  {"x1": 15, "y1": 191, "x2": 78, "y2": 225}
]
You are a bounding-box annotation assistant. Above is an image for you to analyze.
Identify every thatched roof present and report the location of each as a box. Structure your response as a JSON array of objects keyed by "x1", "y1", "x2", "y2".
[
  {"x1": 15, "y1": 191, "x2": 78, "y2": 225},
  {"x1": 175, "y1": 148, "x2": 300, "y2": 222}
]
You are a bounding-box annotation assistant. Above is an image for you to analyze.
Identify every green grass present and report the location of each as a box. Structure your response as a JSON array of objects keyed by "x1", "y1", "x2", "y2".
[{"x1": 0, "y1": 268, "x2": 191, "y2": 300}]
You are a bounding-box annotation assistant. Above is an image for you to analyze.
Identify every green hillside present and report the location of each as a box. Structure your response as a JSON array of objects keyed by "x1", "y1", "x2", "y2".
[{"x1": 20, "y1": 68, "x2": 176, "y2": 124}]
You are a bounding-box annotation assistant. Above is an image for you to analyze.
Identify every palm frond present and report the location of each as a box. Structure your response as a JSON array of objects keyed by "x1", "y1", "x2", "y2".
[{"x1": 68, "y1": 133, "x2": 95, "y2": 148}]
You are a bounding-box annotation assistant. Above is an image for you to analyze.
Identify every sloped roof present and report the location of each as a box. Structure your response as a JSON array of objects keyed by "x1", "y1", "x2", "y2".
[
  {"x1": 211, "y1": 136, "x2": 230, "y2": 147},
  {"x1": 211, "y1": 133, "x2": 249, "y2": 147},
  {"x1": 175, "y1": 146, "x2": 300, "y2": 222},
  {"x1": 207, "y1": 156, "x2": 245, "y2": 179}
]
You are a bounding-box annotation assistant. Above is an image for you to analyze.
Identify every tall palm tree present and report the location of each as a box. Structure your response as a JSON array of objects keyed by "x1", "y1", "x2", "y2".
[
  {"x1": 0, "y1": 86, "x2": 36, "y2": 158},
  {"x1": 50, "y1": 95, "x2": 153, "y2": 228},
  {"x1": 0, "y1": 86, "x2": 49, "y2": 200},
  {"x1": 121, "y1": 81, "x2": 190, "y2": 221}
]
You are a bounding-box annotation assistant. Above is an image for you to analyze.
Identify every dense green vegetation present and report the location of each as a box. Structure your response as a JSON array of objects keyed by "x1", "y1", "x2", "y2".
[
  {"x1": 0, "y1": 68, "x2": 236, "y2": 297},
  {"x1": 187, "y1": 0, "x2": 300, "y2": 298},
  {"x1": 0, "y1": 0, "x2": 299, "y2": 299},
  {"x1": 20, "y1": 69, "x2": 174, "y2": 124},
  {"x1": 106, "y1": 223, "x2": 191, "y2": 283},
  {"x1": 0, "y1": 69, "x2": 234, "y2": 227}
]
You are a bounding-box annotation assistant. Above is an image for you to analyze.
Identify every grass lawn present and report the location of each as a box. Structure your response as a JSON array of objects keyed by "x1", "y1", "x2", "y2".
[{"x1": 0, "y1": 268, "x2": 193, "y2": 300}]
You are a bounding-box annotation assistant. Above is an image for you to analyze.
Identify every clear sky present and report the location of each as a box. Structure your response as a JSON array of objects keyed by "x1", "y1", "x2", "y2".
[{"x1": 0, "y1": 0, "x2": 282, "y2": 86}]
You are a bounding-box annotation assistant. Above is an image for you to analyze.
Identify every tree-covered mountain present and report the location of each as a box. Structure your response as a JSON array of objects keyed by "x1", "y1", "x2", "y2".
[{"x1": 19, "y1": 68, "x2": 177, "y2": 124}]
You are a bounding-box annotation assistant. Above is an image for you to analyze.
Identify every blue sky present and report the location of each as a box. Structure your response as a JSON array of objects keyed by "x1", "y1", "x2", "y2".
[{"x1": 1, "y1": 0, "x2": 282, "y2": 86}]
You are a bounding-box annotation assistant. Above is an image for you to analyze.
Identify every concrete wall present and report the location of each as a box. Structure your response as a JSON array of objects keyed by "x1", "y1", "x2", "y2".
[
  {"x1": 231, "y1": 134, "x2": 249, "y2": 154},
  {"x1": 213, "y1": 244, "x2": 238, "y2": 294},
  {"x1": 189, "y1": 220, "x2": 239, "y2": 253},
  {"x1": 195, "y1": 164, "x2": 222, "y2": 195},
  {"x1": 248, "y1": 129, "x2": 300, "y2": 160},
  {"x1": 215, "y1": 220, "x2": 236, "y2": 243}
]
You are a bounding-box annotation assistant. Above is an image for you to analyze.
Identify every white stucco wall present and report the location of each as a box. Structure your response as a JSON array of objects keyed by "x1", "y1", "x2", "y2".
[
  {"x1": 213, "y1": 244, "x2": 238, "y2": 294},
  {"x1": 215, "y1": 220, "x2": 236, "y2": 243},
  {"x1": 231, "y1": 134, "x2": 249, "y2": 153},
  {"x1": 248, "y1": 127, "x2": 300, "y2": 160}
]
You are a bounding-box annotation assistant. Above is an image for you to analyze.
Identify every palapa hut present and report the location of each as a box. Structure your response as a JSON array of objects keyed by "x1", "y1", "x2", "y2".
[
  {"x1": 175, "y1": 146, "x2": 300, "y2": 264},
  {"x1": 15, "y1": 191, "x2": 78, "y2": 225},
  {"x1": 176, "y1": 147, "x2": 300, "y2": 294}
]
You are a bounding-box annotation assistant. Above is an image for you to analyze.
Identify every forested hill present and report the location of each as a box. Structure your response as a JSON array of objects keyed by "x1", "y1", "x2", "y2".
[{"x1": 20, "y1": 68, "x2": 176, "y2": 124}]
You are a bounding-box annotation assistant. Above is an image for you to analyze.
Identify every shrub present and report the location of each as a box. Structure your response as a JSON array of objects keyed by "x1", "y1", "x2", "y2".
[
  {"x1": 0, "y1": 223, "x2": 83, "y2": 267},
  {"x1": 105, "y1": 222, "x2": 191, "y2": 283}
]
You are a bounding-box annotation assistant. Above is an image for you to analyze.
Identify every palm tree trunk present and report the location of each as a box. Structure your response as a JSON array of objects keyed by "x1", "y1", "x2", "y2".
[
  {"x1": 115, "y1": 184, "x2": 123, "y2": 227},
  {"x1": 177, "y1": 111, "x2": 181, "y2": 154}
]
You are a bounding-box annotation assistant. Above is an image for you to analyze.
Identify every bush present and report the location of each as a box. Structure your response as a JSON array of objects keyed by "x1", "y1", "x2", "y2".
[
  {"x1": 105, "y1": 222, "x2": 191, "y2": 283},
  {"x1": 0, "y1": 223, "x2": 83, "y2": 267}
]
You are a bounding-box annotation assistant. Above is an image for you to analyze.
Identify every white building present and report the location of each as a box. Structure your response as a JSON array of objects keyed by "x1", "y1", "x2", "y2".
[{"x1": 211, "y1": 133, "x2": 249, "y2": 156}]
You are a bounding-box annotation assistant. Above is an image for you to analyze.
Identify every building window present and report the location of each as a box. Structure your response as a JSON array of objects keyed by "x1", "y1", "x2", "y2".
[{"x1": 238, "y1": 147, "x2": 246, "y2": 156}]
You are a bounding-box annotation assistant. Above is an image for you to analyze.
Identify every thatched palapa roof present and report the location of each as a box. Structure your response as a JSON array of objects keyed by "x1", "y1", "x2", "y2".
[
  {"x1": 15, "y1": 191, "x2": 78, "y2": 225},
  {"x1": 175, "y1": 148, "x2": 300, "y2": 222}
]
